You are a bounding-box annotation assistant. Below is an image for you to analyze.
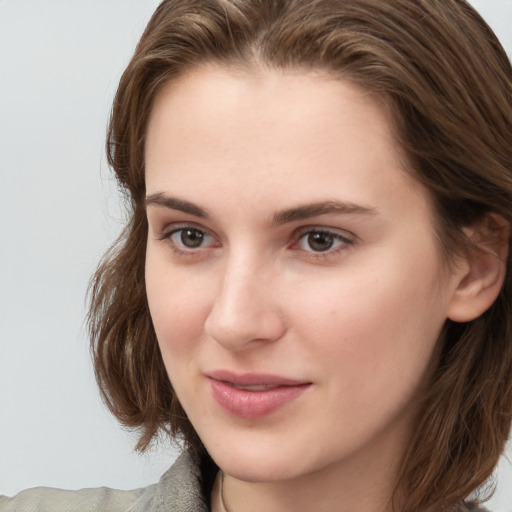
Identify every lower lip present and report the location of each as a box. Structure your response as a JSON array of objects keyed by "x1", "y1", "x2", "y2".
[{"x1": 208, "y1": 379, "x2": 310, "y2": 419}]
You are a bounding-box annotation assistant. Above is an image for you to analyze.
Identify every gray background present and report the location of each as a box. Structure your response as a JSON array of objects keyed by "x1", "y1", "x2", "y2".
[{"x1": 0, "y1": 0, "x2": 511, "y2": 509}]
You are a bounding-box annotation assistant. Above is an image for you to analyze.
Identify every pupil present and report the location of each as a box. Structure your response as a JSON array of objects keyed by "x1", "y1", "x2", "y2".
[
  {"x1": 308, "y1": 232, "x2": 334, "y2": 252},
  {"x1": 181, "y1": 229, "x2": 204, "y2": 248}
]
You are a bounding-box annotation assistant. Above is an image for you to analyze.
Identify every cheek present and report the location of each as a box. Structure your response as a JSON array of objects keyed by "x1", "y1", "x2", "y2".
[
  {"x1": 287, "y1": 255, "x2": 446, "y2": 391},
  {"x1": 146, "y1": 277, "x2": 212, "y2": 405},
  {"x1": 145, "y1": 253, "x2": 212, "y2": 359}
]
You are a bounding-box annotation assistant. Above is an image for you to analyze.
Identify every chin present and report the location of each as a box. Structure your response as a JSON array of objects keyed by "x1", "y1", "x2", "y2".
[
  {"x1": 213, "y1": 454, "x2": 303, "y2": 483},
  {"x1": 202, "y1": 431, "x2": 331, "y2": 484}
]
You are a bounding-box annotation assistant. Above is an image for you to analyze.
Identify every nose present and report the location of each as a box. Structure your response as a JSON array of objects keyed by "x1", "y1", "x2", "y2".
[{"x1": 204, "y1": 256, "x2": 286, "y2": 351}]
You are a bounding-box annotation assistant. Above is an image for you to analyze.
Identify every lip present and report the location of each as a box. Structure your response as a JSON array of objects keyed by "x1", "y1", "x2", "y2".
[{"x1": 206, "y1": 370, "x2": 311, "y2": 419}]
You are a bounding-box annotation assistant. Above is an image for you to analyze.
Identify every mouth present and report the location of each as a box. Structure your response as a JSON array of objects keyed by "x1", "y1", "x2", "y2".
[
  {"x1": 206, "y1": 370, "x2": 312, "y2": 418},
  {"x1": 207, "y1": 369, "x2": 310, "y2": 387},
  {"x1": 224, "y1": 383, "x2": 283, "y2": 391}
]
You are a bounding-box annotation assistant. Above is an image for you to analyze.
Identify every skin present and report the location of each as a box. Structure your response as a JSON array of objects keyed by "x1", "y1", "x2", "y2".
[{"x1": 144, "y1": 66, "x2": 468, "y2": 512}]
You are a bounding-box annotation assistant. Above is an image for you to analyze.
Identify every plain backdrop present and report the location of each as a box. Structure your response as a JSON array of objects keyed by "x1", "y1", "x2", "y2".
[{"x1": 0, "y1": 0, "x2": 511, "y2": 509}]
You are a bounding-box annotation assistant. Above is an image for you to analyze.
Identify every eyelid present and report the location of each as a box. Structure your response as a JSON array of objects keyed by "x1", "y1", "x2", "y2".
[
  {"x1": 157, "y1": 221, "x2": 213, "y2": 239},
  {"x1": 293, "y1": 225, "x2": 356, "y2": 242}
]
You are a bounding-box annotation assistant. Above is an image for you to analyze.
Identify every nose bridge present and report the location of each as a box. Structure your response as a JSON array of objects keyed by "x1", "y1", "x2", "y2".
[{"x1": 204, "y1": 247, "x2": 284, "y2": 349}]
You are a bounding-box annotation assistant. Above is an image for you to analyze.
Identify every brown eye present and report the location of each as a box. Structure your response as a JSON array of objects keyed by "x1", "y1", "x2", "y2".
[
  {"x1": 160, "y1": 225, "x2": 220, "y2": 257},
  {"x1": 307, "y1": 231, "x2": 335, "y2": 252},
  {"x1": 179, "y1": 228, "x2": 205, "y2": 248},
  {"x1": 293, "y1": 228, "x2": 354, "y2": 257}
]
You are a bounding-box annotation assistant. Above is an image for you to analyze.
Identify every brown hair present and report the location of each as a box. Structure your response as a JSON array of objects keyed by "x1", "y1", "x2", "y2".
[{"x1": 88, "y1": 1, "x2": 512, "y2": 510}]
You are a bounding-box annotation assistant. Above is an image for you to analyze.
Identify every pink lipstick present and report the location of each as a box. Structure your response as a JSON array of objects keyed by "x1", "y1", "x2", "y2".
[{"x1": 207, "y1": 370, "x2": 311, "y2": 419}]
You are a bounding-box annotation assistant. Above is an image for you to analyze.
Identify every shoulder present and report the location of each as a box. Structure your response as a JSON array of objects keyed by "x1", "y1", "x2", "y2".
[
  {"x1": 0, "y1": 451, "x2": 213, "y2": 512},
  {"x1": 0, "y1": 486, "x2": 146, "y2": 512}
]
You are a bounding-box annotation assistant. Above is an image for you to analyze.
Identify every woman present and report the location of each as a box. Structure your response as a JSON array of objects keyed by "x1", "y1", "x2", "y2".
[{"x1": 2, "y1": 0, "x2": 511, "y2": 511}]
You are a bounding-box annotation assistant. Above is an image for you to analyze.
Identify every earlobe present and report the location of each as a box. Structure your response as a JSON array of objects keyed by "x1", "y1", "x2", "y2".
[{"x1": 447, "y1": 213, "x2": 509, "y2": 323}]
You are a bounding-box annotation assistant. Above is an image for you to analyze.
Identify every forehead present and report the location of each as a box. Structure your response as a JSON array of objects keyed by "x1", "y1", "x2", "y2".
[
  {"x1": 144, "y1": 65, "x2": 430, "y2": 225},
  {"x1": 147, "y1": 65, "x2": 396, "y2": 148}
]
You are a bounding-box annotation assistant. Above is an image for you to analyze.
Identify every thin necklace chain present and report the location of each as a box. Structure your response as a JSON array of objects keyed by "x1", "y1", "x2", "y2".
[{"x1": 220, "y1": 471, "x2": 232, "y2": 512}]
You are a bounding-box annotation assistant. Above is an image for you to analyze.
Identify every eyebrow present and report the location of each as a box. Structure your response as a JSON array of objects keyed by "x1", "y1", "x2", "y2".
[
  {"x1": 145, "y1": 193, "x2": 377, "y2": 224},
  {"x1": 145, "y1": 193, "x2": 208, "y2": 218},
  {"x1": 272, "y1": 201, "x2": 377, "y2": 225}
]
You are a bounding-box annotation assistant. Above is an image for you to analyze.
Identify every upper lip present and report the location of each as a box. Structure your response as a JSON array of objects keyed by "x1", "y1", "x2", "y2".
[{"x1": 206, "y1": 370, "x2": 310, "y2": 387}]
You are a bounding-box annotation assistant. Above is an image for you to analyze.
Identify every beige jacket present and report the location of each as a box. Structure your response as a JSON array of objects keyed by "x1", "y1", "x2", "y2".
[{"x1": 0, "y1": 451, "x2": 211, "y2": 512}]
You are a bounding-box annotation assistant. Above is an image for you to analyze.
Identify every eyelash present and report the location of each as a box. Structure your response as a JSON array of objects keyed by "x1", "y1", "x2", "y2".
[{"x1": 157, "y1": 225, "x2": 355, "y2": 260}]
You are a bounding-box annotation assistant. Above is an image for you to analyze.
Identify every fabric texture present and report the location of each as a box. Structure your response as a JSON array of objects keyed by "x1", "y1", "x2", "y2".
[
  {"x1": 0, "y1": 451, "x2": 491, "y2": 512},
  {"x1": 0, "y1": 451, "x2": 210, "y2": 512}
]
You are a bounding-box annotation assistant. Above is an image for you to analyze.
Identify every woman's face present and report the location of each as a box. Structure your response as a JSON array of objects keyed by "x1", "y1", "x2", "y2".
[{"x1": 144, "y1": 66, "x2": 463, "y2": 483}]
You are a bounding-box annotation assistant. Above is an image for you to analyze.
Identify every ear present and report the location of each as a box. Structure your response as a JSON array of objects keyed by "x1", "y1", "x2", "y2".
[{"x1": 447, "y1": 213, "x2": 509, "y2": 323}]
